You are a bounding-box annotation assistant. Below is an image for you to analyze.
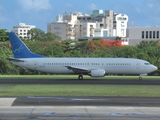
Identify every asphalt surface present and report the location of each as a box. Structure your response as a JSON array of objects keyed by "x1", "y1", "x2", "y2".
[
  {"x1": 0, "y1": 78, "x2": 160, "y2": 120},
  {"x1": 7, "y1": 96, "x2": 160, "y2": 107},
  {"x1": 0, "y1": 78, "x2": 160, "y2": 85},
  {"x1": 1, "y1": 106, "x2": 160, "y2": 120}
]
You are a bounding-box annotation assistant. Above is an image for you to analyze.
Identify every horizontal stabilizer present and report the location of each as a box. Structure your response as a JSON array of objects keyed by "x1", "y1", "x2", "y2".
[{"x1": 6, "y1": 57, "x2": 24, "y2": 62}]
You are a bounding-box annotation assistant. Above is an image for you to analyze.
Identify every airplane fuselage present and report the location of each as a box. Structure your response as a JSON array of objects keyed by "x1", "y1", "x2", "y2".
[{"x1": 11, "y1": 58, "x2": 156, "y2": 75}]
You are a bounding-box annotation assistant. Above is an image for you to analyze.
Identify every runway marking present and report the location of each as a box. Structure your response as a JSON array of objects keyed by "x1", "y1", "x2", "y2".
[
  {"x1": 0, "y1": 98, "x2": 16, "y2": 106},
  {"x1": 109, "y1": 113, "x2": 147, "y2": 117},
  {"x1": 43, "y1": 112, "x2": 54, "y2": 115},
  {"x1": 27, "y1": 96, "x2": 109, "y2": 101}
]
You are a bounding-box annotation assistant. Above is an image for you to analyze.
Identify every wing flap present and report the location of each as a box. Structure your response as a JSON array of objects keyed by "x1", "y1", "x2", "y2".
[{"x1": 66, "y1": 66, "x2": 90, "y2": 73}]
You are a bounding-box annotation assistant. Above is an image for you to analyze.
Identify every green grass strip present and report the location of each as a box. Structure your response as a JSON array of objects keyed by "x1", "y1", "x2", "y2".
[
  {"x1": 0, "y1": 85, "x2": 160, "y2": 97},
  {"x1": 0, "y1": 75, "x2": 159, "y2": 80}
]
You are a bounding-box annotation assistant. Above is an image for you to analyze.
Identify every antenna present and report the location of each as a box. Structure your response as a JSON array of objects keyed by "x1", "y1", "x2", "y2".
[{"x1": 132, "y1": 21, "x2": 134, "y2": 27}]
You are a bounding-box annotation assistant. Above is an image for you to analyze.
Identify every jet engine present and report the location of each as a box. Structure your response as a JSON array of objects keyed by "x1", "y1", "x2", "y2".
[{"x1": 90, "y1": 69, "x2": 105, "y2": 77}]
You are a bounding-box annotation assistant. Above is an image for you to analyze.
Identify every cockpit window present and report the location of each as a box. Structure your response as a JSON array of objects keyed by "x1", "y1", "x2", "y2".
[{"x1": 144, "y1": 63, "x2": 150, "y2": 65}]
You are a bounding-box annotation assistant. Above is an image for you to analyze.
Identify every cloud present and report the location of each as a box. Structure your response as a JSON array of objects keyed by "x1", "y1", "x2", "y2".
[
  {"x1": 131, "y1": 0, "x2": 160, "y2": 15},
  {"x1": 147, "y1": 3, "x2": 154, "y2": 8},
  {"x1": 0, "y1": 15, "x2": 6, "y2": 22},
  {"x1": 135, "y1": 7, "x2": 141, "y2": 13},
  {"x1": 132, "y1": 0, "x2": 160, "y2": 26},
  {"x1": 132, "y1": 0, "x2": 160, "y2": 21},
  {"x1": 88, "y1": 3, "x2": 98, "y2": 10},
  {"x1": 65, "y1": 3, "x2": 73, "y2": 8},
  {"x1": 0, "y1": 5, "x2": 6, "y2": 22},
  {"x1": 146, "y1": 0, "x2": 160, "y2": 13},
  {"x1": 18, "y1": 0, "x2": 52, "y2": 12}
]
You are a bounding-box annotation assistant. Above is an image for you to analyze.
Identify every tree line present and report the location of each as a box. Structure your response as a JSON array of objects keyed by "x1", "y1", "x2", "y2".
[{"x1": 0, "y1": 28, "x2": 159, "y2": 75}]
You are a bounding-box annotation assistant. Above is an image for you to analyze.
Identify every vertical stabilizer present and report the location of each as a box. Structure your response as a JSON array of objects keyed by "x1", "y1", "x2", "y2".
[{"x1": 8, "y1": 32, "x2": 44, "y2": 58}]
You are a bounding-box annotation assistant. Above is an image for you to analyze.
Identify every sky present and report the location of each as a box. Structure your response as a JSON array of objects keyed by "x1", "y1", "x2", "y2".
[{"x1": 0, "y1": 0, "x2": 160, "y2": 32}]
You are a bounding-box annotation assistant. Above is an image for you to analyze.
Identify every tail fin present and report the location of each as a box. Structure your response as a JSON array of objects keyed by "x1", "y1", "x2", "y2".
[{"x1": 8, "y1": 32, "x2": 45, "y2": 58}]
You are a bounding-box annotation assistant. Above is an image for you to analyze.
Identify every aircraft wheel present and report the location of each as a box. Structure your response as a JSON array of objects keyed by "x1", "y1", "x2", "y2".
[
  {"x1": 139, "y1": 76, "x2": 142, "y2": 80},
  {"x1": 78, "y1": 75, "x2": 83, "y2": 80}
]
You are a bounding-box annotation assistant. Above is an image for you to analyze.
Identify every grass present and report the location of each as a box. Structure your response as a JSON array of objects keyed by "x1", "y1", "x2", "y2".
[
  {"x1": 0, "y1": 75, "x2": 159, "y2": 79},
  {"x1": 0, "y1": 84, "x2": 160, "y2": 97},
  {"x1": 0, "y1": 75, "x2": 159, "y2": 97}
]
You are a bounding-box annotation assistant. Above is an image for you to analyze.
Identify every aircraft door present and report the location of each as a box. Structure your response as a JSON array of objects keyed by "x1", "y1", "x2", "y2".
[
  {"x1": 136, "y1": 62, "x2": 140, "y2": 69},
  {"x1": 34, "y1": 61, "x2": 38, "y2": 69}
]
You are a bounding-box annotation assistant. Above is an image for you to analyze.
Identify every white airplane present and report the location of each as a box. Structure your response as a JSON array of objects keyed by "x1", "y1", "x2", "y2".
[{"x1": 7, "y1": 32, "x2": 157, "y2": 80}]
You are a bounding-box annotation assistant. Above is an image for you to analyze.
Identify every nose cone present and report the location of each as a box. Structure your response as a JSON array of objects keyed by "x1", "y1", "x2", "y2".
[
  {"x1": 146, "y1": 65, "x2": 158, "y2": 73},
  {"x1": 153, "y1": 65, "x2": 158, "y2": 71}
]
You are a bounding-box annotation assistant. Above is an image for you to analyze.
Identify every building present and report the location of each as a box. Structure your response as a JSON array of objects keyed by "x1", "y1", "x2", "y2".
[
  {"x1": 47, "y1": 10, "x2": 128, "y2": 40},
  {"x1": 11, "y1": 23, "x2": 35, "y2": 39},
  {"x1": 48, "y1": 22, "x2": 75, "y2": 40},
  {"x1": 104, "y1": 10, "x2": 114, "y2": 36},
  {"x1": 127, "y1": 26, "x2": 160, "y2": 45},
  {"x1": 75, "y1": 22, "x2": 96, "y2": 39},
  {"x1": 47, "y1": 12, "x2": 82, "y2": 40},
  {"x1": 78, "y1": 36, "x2": 129, "y2": 45},
  {"x1": 94, "y1": 28, "x2": 108, "y2": 37},
  {"x1": 77, "y1": 10, "x2": 111, "y2": 36},
  {"x1": 77, "y1": 10, "x2": 128, "y2": 37},
  {"x1": 113, "y1": 13, "x2": 128, "y2": 37}
]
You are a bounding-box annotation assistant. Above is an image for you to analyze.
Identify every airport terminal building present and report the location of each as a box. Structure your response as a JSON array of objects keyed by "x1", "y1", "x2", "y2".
[{"x1": 127, "y1": 26, "x2": 160, "y2": 45}]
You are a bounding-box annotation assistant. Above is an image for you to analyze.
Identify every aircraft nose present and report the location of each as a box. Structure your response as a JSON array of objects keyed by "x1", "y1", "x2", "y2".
[{"x1": 153, "y1": 65, "x2": 158, "y2": 71}]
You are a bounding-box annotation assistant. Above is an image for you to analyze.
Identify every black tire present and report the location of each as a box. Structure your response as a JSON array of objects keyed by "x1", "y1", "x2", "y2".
[
  {"x1": 139, "y1": 76, "x2": 142, "y2": 80},
  {"x1": 78, "y1": 75, "x2": 83, "y2": 80}
]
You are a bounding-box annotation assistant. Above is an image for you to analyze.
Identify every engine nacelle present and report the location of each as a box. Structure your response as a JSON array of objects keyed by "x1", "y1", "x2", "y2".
[{"x1": 90, "y1": 69, "x2": 105, "y2": 77}]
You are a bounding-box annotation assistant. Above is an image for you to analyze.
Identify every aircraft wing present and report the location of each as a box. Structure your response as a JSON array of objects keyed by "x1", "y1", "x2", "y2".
[
  {"x1": 66, "y1": 66, "x2": 90, "y2": 73},
  {"x1": 6, "y1": 57, "x2": 24, "y2": 62}
]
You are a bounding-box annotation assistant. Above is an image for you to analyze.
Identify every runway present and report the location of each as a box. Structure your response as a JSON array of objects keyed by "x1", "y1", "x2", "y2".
[
  {"x1": 0, "y1": 96, "x2": 159, "y2": 107},
  {"x1": 1, "y1": 97, "x2": 160, "y2": 120},
  {"x1": 0, "y1": 78, "x2": 160, "y2": 85},
  {"x1": 0, "y1": 78, "x2": 160, "y2": 120},
  {"x1": 1, "y1": 106, "x2": 160, "y2": 120}
]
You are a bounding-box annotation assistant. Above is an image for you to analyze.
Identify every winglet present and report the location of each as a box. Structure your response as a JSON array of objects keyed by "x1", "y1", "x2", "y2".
[{"x1": 8, "y1": 32, "x2": 45, "y2": 58}]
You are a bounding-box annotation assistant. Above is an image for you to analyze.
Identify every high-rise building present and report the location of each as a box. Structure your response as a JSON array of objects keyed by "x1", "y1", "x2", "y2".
[
  {"x1": 77, "y1": 10, "x2": 128, "y2": 37},
  {"x1": 12, "y1": 23, "x2": 35, "y2": 39},
  {"x1": 47, "y1": 12, "x2": 82, "y2": 40},
  {"x1": 47, "y1": 10, "x2": 128, "y2": 40},
  {"x1": 113, "y1": 13, "x2": 128, "y2": 37},
  {"x1": 74, "y1": 22, "x2": 96, "y2": 39},
  {"x1": 103, "y1": 10, "x2": 114, "y2": 36}
]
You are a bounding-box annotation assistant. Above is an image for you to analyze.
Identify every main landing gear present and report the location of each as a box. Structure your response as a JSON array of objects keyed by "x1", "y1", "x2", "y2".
[
  {"x1": 139, "y1": 76, "x2": 142, "y2": 80},
  {"x1": 78, "y1": 75, "x2": 83, "y2": 80}
]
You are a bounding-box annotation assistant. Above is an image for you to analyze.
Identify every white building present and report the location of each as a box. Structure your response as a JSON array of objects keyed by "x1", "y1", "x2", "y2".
[
  {"x1": 12, "y1": 23, "x2": 35, "y2": 39},
  {"x1": 47, "y1": 10, "x2": 129, "y2": 40},
  {"x1": 113, "y1": 14, "x2": 128, "y2": 37},
  {"x1": 47, "y1": 12, "x2": 82, "y2": 40},
  {"x1": 94, "y1": 28, "x2": 108, "y2": 37},
  {"x1": 75, "y1": 22, "x2": 96, "y2": 39},
  {"x1": 121, "y1": 37, "x2": 129, "y2": 45},
  {"x1": 94, "y1": 23, "x2": 108, "y2": 37},
  {"x1": 127, "y1": 26, "x2": 160, "y2": 45}
]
